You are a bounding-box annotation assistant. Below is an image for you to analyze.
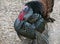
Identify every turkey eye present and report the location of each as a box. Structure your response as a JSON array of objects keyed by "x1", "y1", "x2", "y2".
[{"x1": 23, "y1": 6, "x2": 29, "y2": 13}]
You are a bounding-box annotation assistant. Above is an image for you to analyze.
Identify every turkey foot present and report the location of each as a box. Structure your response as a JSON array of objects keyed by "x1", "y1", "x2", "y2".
[{"x1": 46, "y1": 17, "x2": 55, "y2": 23}]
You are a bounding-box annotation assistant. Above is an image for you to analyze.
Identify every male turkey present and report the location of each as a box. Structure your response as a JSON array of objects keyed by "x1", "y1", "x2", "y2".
[{"x1": 14, "y1": 1, "x2": 55, "y2": 44}]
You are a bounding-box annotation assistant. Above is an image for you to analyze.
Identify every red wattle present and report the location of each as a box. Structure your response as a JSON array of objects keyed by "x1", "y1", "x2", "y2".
[{"x1": 18, "y1": 11, "x2": 25, "y2": 21}]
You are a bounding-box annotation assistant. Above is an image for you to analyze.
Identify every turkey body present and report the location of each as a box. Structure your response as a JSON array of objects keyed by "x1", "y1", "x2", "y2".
[{"x1": 14, "y1": 1, "x2": 54, "y2": 44}]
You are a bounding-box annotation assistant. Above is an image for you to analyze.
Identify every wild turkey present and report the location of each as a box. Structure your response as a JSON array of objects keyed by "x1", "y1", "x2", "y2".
[{"x1": 14, "y1": 1, "x2": 55, "y2": 44}]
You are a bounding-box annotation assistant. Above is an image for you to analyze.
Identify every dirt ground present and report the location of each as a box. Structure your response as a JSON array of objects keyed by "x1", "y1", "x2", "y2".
[{"x1": 0, "y1": 0, "x2": 60, "y2": 44}]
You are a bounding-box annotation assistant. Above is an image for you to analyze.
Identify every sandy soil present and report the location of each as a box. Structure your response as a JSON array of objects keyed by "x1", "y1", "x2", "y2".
[{"x1": 0, "y1": 0, "x2": 60, "y2": 44}]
